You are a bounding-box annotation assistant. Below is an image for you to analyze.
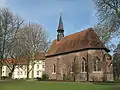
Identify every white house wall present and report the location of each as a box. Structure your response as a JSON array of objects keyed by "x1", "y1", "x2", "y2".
[
  {"x1": 12, "y1": 65, "x2": 27, "y2": 79},
  {"x1": 29, "y1": 60, "x2": 45, "y2": 78},
  {"x1": 2, "y1": 66, "x2": 9, "y2": 77},
  {"x1": 2, "y1": 60, "x2": 45, "y2": 79}
]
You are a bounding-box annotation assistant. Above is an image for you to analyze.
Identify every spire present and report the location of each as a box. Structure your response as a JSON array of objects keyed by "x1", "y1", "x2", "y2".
[
  {"x1": 57, "y1": 12, "x2": 64, "y2": 31},
  {"x1": 57, "y1": 12, "x2": 64, "y2": 41}
]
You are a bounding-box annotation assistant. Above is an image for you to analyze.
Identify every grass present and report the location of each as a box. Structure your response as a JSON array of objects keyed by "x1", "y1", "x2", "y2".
[{"x1": 0, "y1": 80, "x2": 120, "y2": 90}]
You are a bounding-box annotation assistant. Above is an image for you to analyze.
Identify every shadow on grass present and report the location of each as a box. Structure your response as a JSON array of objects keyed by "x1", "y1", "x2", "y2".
[
  {"x1": 0, "y1": 79, "x2": 26, "y2": 84},
  {"x1": 93, "y1": 81, "x2": 120, "y2": 85},
  {"x1": 93, "y1": 81, "x2": 120, "y2": 90}
]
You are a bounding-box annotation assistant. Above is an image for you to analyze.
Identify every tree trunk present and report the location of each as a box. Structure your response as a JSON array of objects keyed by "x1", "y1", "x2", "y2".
[
  {"x1": 31, "y1": 62, "x2": 34, "y2": 80},
  {"x1": 9, "y1": 65, "x2": 15, "y2": 80},
  {"x1": 0, "y1": 62, "x2": 2, "y2": 80},
  {"x1": 31, "y1": 53, "x2": 35, "y2": 80},
  {"x1": 26, "y1": 63, "x2": 29, "y2": 80}
]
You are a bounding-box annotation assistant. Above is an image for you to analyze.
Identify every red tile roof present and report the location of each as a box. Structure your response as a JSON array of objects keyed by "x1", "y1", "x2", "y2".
[
  {"x1": 47, "y1": 28, "x2": 109, "y2": 57},
  {"x1": 2, "y1": 58, "x2": 28, "y2": 65},
  {"x1": 2, "y1": 52, "x2": 45, "y2": 65}
]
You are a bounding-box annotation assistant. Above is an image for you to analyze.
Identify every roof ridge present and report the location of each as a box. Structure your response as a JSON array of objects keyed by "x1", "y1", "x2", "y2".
[
  {"x1": 64, "y1": 27, "x2": 93, "y2": 37},
  {"x1": 54, "y1": 28, "x2": 93, "y2": 41}
]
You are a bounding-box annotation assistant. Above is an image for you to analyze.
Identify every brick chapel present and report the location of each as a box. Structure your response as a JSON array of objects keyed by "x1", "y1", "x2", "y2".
[{"x1": 45, "y1": 14, "x2": 113, "y2": 81}]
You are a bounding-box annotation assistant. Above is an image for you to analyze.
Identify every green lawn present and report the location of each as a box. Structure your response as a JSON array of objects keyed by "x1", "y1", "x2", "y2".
[{"x1": 0, "y1": 80, "x2": 120, "y2": 90}]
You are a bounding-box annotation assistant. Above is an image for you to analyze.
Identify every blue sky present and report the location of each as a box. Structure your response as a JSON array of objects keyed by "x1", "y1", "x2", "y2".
[{"x1": 0, "y1": 0, "x2": 97, "y2": 40}]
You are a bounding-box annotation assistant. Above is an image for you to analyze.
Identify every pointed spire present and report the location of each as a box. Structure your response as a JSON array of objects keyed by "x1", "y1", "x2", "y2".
[
  {"x1": 58, "y1": 12, "x2": 64, "y2": 31},
  {"x1": 57, "y1": 12, "x2": 64, "y2": 41}
]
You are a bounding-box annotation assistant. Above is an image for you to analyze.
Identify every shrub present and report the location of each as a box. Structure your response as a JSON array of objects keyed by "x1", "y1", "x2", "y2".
[
  {"x1": 91, "y1": 75, "x2": 98, "y2": 83},
  {"x1": 42, "y1": 74, "x2": 49, "y2": 80},
  {"x1": 1, "y1": 76, "x2": 9, "y2": 80},
  {"x1": 36, "y1": 77, "x2": 42, "y2": 81},
  {"x1": 63, "y1": 74, "x2": 72, "y2": 81}
]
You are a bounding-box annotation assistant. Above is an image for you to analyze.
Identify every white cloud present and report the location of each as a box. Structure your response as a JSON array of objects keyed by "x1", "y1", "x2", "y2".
[{"x1": 0, "y1": 0, "x2": 7, "y2": 7}]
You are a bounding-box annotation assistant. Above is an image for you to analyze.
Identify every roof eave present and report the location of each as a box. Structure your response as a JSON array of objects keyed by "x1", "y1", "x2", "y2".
[{"x1": 46, "y1": 48, "x2": 110, "y2": 58}]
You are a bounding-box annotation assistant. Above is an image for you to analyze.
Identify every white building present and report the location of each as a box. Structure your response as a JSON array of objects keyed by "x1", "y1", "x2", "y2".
[{"x1": 2, "y1": 52, "x2": 45, "y2": 79}]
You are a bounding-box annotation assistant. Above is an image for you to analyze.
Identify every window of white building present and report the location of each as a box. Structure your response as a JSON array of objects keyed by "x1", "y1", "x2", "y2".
[
  {"x1": 37, "y1": 71, "x2": 39, "y2": 75},
  {"x1": 37, "y1": 65, "x2": 39, "y2": 69},
  {"x1": 21, "y1": 71, "x2": 23, "y2": 75},
  {"x1": 17, "y1": 71, "x2": 19, "y2": 75},
  {"x1": 42, "y1": 65, "x2": 45, "y2": 68}
]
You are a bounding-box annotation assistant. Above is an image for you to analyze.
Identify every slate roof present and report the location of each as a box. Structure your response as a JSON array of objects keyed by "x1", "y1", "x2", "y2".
[
  {"x1": 57, "y1": 14, "x2": 64, "y2": 31},
  {"x1": 46, "y1": 28, "x2": 109, "y2": 57}
]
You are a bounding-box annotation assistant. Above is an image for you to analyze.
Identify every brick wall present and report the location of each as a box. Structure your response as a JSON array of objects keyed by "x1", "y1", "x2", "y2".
[{"x1": 45, "y1": 49, "x2": 113, "y2": 81}]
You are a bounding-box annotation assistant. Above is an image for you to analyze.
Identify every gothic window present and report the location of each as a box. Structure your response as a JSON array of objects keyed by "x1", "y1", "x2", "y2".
[
  {"x1": 81, "y1": 57, "x2": 87, "y2": 72},
  {"x1": 53, "y1": 64, "x2": 56, "y2": 73},
  {"x1": 94, "y1": 57, "x2": 101, "y2": 71}
]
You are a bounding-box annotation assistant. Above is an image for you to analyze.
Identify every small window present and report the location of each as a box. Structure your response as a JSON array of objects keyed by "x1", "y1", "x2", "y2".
[
  {"x1": 42, "y1": 65, "x2": 45, "y2": 68},
  {"x1": 17, "y1": 71, "x2": 19, "y2": 75},
  {"x1": 21, "y1": 71, "x2": 23, "y2": 75},
  {"x1": 20, "y1": 65, "x2": 23, "y2": 68},
  {"x1": 37, "y1": 71, "x2": 39, "y2": 75},
  {"x1": 37, "y1": 65, "x2": 39, "y2": 69}
]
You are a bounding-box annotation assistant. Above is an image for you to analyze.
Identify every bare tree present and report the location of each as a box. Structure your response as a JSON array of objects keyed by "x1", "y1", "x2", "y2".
[
  {"x1": 13, "y1": 23, "x2": 50, "y2": 79},
  {"x1": 113, "y1": 53, "x2": 120, "y2": 80},
  {"x1": 94, "y1": 25, "x2": 112, "y2": 44},
  {"x1": 0, "y1": 8, "x2": 24, "y2": 79},
  {"x1": 94, "y1": 0, "x2": 120, "y2": 31},
  {"x1": 94, "y1": 0, "x2": 120, "y2": 44},
  {"x1": 114, "y1": 43, "x2": 120, "y2": 52},
  {"x1": 113, "y1": 43, "x2": 120, "y2": 80}
]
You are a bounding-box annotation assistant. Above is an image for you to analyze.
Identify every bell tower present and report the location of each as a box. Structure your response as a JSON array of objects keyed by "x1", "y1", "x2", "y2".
[{"x1": 57, "y1": 12, "x2": 64, "y2": 41}]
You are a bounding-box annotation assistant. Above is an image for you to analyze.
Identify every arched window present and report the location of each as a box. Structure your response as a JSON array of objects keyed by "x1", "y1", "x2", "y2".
[
  {"x1": 53, "y1": 64, "x2": 56, "y2": 73},
  {"x1": 81, "y1": 57, "x2": 87, "y2": 72},
  {"x1": 94, "y1": 57, "x2": 101, "y2": 71}
]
